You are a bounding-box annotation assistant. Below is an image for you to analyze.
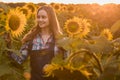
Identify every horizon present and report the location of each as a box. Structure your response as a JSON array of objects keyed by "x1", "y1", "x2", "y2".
[{"x1": 0, "y1": 0, "x2": 120, "y2": 5}]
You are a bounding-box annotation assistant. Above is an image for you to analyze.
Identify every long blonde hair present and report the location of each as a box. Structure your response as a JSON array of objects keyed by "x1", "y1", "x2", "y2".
[{"x1": 22, "y1": 5, "x2": 62, "y2": 44}]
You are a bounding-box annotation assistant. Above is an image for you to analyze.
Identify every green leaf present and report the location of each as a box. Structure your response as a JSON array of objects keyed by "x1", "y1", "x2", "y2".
[
  {"x1": 87, "y1": 36, "x2": 113, "y2": 54},
  {"x1": 110, "y1": 20, "x2": 120, "y2": 34},
  {"x1": 0, "y1": 64, "x2": 11, "y2": 76}
]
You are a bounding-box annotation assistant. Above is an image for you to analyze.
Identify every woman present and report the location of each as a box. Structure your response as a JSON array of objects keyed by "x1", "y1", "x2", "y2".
[{"x1": 8, "y1": 5, "x2": 64, "y2": 80}]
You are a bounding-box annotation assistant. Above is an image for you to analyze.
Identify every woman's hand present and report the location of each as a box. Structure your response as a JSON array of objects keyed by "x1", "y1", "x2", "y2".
[{"x1": 23, "y1": 72, "x2": 31, "y2": 80}]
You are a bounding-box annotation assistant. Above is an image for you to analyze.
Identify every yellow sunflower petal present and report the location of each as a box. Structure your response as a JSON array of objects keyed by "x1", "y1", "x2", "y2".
[
  {"x1": 50, "y1": 3, "x2": 62, "y2": 12},
  {"x1": 17, "y1": 6, "x2": 31, "y2": 19},
  {"x1": 0, "y1": 8, "x2": 4, "y2": 13},
  {"x1": 66, "y1": 4, "x2": 76, "y2": 13},
  {"x1": 5, "y1": 8, "x2": 27, "y2": 38},
  {"x1": 100, "y1": 28, "x2": 113, "y2": 40},
  {"x1": 64, "y1": 17, "x2": 81, "y2": 36},
  {"x1": 77, "y1": 18, "x2": 90, "y2": 38},
  {"x1": 24, "y1": 3, "x2": 37, "y2": 14},
  {"x1": 64, "y1": 17, "x2": 90, "y2": 38}
]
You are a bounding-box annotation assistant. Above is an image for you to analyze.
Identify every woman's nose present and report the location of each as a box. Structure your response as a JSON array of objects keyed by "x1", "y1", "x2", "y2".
[
  {"x1": 38, "y1": 18, "x2": 44, "y2": 22},
  {"x1": 37, "y1": 18, "x2": 43, "y2": 21}
]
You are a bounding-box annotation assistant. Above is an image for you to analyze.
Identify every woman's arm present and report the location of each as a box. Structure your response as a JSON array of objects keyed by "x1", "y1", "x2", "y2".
[
  {"x1": 3, "y1": 32, "x2": 30, "y2": 64},
  {"x1": 54, "y1": 45, "x2": 69, "y2": 59},
  {"x1": 9, "y1": 42, "x2": 30, "y2": 64}
]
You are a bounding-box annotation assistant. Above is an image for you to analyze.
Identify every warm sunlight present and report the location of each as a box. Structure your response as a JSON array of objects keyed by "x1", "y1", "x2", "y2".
[
  {"x1": 0, "y1": 0, "x2": 120, "y2": 80},
  {"x1": 1, "y1": 0, "x2": 120, "y2": 5}
]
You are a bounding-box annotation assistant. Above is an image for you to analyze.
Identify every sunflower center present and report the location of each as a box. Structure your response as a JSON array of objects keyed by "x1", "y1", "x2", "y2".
[
  {"x1": 0, "y1": 8, "x2": 4, "y2": 13},
  {"x1": 27, "y1": 5, "x2": 35, "y2": 12},
  {"x1": 54, "y1": 5, "x2": 59, "y2": 10},
  {"x1": 68, "y1": 22, "x2": 79, "y2": 33},
  {"x1": 9, "y1": 15, "x2": 20, "y2": 31},
  {"x1": 20, "y1": 9, "x2": 28, "y2": 16},
  {"x1": 68, "y1": 6, "x2": 74, "y2": 12}
]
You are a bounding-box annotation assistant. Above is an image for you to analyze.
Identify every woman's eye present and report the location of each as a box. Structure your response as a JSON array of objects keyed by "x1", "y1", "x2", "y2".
[
  {"x1": 37, "y1": 16, "x2": 40, "y2": 18},
  {"x1": 42, "y1": 16, "x2": 46, "y2": 19},
  {"x1": 37, "y1": 15, "x2": 47, "y2": 19}
]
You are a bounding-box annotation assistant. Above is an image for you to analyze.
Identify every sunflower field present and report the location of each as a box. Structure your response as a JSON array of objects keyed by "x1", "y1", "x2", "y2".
[{"x1": 0, "y1": 2, "x2": 120, "y2": 80}]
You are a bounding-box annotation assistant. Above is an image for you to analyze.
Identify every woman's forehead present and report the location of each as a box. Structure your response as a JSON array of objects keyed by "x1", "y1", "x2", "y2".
[{"x1": 37, "y1": 9, "x2": 47, "y2": 15}]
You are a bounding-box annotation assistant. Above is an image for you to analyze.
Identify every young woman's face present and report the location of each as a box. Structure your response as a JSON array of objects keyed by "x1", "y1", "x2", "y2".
[{"x1": 37, "y1": 9, "x2": 49, "y2": 28}]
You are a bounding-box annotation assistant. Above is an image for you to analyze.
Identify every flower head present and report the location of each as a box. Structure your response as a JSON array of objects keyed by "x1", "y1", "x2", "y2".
[
  {"x1": 5, "y1": 9, "x2": 27, "y2": 37},
  {"x1": 100, "y1": 29, "x2": 113, "y2": 40},
  {"x1": 64, "y1": 17, "x2": 90, "y2": 38}
]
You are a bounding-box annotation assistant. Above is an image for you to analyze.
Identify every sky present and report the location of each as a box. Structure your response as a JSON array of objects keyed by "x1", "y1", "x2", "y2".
[{"x1": 0, "y1": 0, "x2": 120, "y2": 5}]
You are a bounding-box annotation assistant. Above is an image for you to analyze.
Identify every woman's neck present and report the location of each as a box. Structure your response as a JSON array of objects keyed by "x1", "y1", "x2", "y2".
[
  {"x1": 40, "y1": 27, "x2": 51, "y2": 35},
  {"x1": 40, "y1": 27, "x2": 52, "y2": 45}
]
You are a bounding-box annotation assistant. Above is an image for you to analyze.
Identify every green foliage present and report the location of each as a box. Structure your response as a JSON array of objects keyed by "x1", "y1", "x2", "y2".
[
  {"x1": 1, "y1": 2, "x2": 120, "y2": 80},
  {"x1": 45, "y1": 32, "x2": 120, "y2": 80},
  {"x1": 110, "y1": 20, "x2": 120, "y2": 39},
  {"x1": 52, "y1": 67, "x2": 89, "y2": 80},
  {"x1": 86, "y1": 36, "x2": 113, "y2": 54},
  {"x1": 110, "y1": 20, "x2": 120, "y2": 33},
  {"x1": 44, "y1": 53, "x2": 90, "y2": 80},
  {"x1": 0, "y1": 35, "x2": 25, "y2": 80}
]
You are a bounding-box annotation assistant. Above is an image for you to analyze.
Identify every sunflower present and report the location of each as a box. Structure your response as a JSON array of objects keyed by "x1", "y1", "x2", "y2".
[
  {"x1": 0, "y1": 8, "x2": 4, "y2": 13},
  {"x1": 66, "y1": 4, "x2": 76, "y2": 13},
  {"x1": 24, "y1": 3, "x2": 37, "y2": 14},
  {"x1": 43, "y1": 63, "x2": 61, "y2": 77},
  {"x1": 50, "y1": 3, "x2": 62, "y2": 12},
  {"x1": 5, "y1": 9, "x2": 26, "y2": 37},
  {"x1": 0, "y1": 8, "x2": 6, "y2": 21},
  {"x1": 17, "y1": 6, "x2": 31, "y2": 19},
  {"x1": 100, "y1": 29, "x2": 113, "y2": 40},
  {"x1": 64, "y1": 17, "x2": 90, "y2": 38},
  {"x1": 64, "y1": 17, "x2": 81, "y2": 36},
  {"x1": 0, "y1": 12, "x2": 7, "y2": 24},
  {"x1": 77, "y1": 18, "x2": 90, "y2": 38},
  {"x1": 61, "y1": 4, "x2": 67, "y2": 12},
  {"x1": 75, "y1": 5, "x2": 81, "y2": 12}
]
